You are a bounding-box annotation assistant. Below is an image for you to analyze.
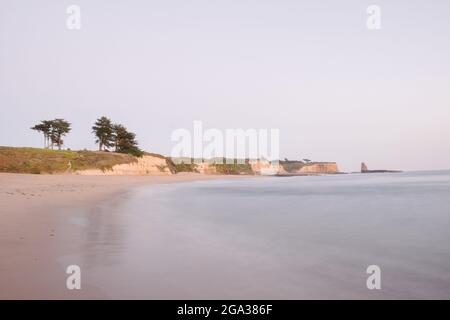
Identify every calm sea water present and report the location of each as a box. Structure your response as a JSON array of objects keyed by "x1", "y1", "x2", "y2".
[{"x1": 66, "y1": 171, "x2": 450, "y2": 299}]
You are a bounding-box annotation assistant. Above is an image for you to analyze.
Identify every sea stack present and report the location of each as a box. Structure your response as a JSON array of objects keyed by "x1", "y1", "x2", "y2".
[{"x1": 361, "y1": 162, "x2": 369, "y2": 173}]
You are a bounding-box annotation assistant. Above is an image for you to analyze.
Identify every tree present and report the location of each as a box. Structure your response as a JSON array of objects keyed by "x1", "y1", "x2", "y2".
[
  {"x1": 31, "y1": 119, "x2": 70, "y2": 149},
  {"x1": 31, "y1": 120, "x2": 53, "y2": 148},
  {"x1": 92, "y1": 116, "x2": 114, "y2": 151},
  {"x1": 49, "y1": 119, "x2": 71, "y2": 150},
  {"x1": 113, "y1": 124, "x2": 143, "y2": 157},
  {"x1": 31, "y1": 123, "x2": 48, "y2": 148}
]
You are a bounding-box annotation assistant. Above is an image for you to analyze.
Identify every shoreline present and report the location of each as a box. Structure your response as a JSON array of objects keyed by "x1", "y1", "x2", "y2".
[
  {"x1": 0, "y1": 172, "x2": 247, "y2": 299},
  {"x1": 0, "y1": 172, "x2": 251, "y2": 214}
]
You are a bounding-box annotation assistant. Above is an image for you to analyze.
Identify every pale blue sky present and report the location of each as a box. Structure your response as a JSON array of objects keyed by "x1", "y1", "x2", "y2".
[{"x1": 1, "y1": 0, "x2": 449, "y2": 171}]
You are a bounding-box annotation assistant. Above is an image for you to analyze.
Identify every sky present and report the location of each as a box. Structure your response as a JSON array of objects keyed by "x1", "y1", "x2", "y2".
[{"x1": 1, "y1": 0, "x2": 449, "y2": 172}]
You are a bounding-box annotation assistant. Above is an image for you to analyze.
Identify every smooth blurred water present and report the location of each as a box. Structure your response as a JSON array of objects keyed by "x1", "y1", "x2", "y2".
[{"x1": 71, "y1": 171, "x2": 450, "y2": 299}]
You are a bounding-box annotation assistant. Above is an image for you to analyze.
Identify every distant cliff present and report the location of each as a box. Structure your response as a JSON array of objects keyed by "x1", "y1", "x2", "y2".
[
  {"x1": 278, "y1": 160, "x2": 339, "y2": 175},
  {"x1": 172, "y1": 159, "x2": 255, "y2": 175},
  {"x1": 171, "y1": 158, "x2": 340, "y2": 176}
]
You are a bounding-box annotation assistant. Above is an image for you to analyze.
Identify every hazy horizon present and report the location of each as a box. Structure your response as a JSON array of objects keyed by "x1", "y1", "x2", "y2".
[{"x1": 1, "y1": 0, "x2": 449, "y2": 172}]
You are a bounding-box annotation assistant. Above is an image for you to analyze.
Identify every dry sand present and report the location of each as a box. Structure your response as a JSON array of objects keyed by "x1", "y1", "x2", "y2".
[{"x1": 0, "y1": 172, "x2": 234, "y2": 299}]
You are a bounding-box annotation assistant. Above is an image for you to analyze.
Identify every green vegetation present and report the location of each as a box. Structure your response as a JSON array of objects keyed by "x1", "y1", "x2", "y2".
[
  {"x1": 279, "y1": 160, "x2": 305, "y2": 172},
  {"x1": 113, "y1": 124, "x2": 143, "y2": 157},
  {"x1": 23, "y1": 117, "x2": 261, "y2": 176},
  {"x1": 212, "y1": 159, "x2": 254, "y2": 175},
  {"x1": 169, "y1": 157, "x2": 254, "y2": 175},
  {"x1": 173, "y1": 162, "x2": 199, "y2": 173},
  {"x1": 92, "y1": 117, "x2": 143, "y2": 157},
  {"x1": 92, "y1": 116, "x2": 114, "y2": 151},
  {"x1": 279, "y1": 159, "x2": 323, "y2": 172},
  {"x1": 168, "y1": 158, "x2": 198, "y2": 173},
  {"x1": 30, "y1": 116, "x2": 143, "y2": 157},
  {"x1": 0, "y1": 147, "x2": 259, "y2": 175},
  {"x1": 31, "y1": 119, "x2": 71, "y2": 150},
  {"x1": 0, "y1": 147, "x2": 137, "y2": 174}
]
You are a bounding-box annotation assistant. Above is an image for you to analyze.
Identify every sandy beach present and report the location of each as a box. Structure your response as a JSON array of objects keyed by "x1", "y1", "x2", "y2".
[{"x1": 0, "y1": 172, "x2": 234, "y2": 299}]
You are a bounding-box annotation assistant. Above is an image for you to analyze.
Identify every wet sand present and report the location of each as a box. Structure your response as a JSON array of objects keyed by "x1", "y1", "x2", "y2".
[{"x1": 0, "y1": 173, "x2": 237, "y2": 299}]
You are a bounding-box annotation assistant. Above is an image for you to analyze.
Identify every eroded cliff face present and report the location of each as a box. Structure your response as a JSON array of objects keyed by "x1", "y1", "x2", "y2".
[
  {"x1": 298, "y1": 162, "x2": 339, "y2": 174},
  {"x1": 75, "y1": 155, "x2": 172, "y2": 175},
  {"x1": 279, "y1": 161, "x2": 339, "y2": 175},
  {"x1": 249, "y1": 159, "x2": 280, "y2": 175},
  {"x1": 195, "y1": 160, "x2": 339, "y2": 175},
  {"x1": 196, "y1": 162, "x2": 217, "y2": 174},
  {"x1": 196, "y1": 161, "x2": 254, "y2": 175},
  {"x1": 74, "y1": 155, "x2": 339, "y2": 176}
]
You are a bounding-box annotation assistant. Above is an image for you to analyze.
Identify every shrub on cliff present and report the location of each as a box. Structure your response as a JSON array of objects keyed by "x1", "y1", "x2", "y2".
[{"x1": 212, "y1": 159, "x2": 254, "y2": 175}]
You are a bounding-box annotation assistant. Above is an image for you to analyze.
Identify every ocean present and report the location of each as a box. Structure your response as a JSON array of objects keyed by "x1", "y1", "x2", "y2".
[{"x1": 67, "y1": 171, "x2": 450, "y2": 299}]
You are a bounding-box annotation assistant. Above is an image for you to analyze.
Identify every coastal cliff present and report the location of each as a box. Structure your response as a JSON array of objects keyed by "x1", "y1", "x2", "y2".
[
  {"x1": 175, "y1": 159, "x2": 254, "y2": 175},
  {"x1": 0, "y1": 147, "x2": 340, "y2": 176},
  {"x1": 75, "y1": 154, "x2": 173, "y2": 175},
  {"x1": 278, "y1": 160, "x2": 339, "y2": 175},
  {"x1": 173, "y1": 159, "x2": 340, "y2": 175},
  {"x1": 0, "y1": 147, "x2": 173, "y2": 175},
  {"x1": 297, "y1": 162, "x2": 339, "y2": 174}
]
